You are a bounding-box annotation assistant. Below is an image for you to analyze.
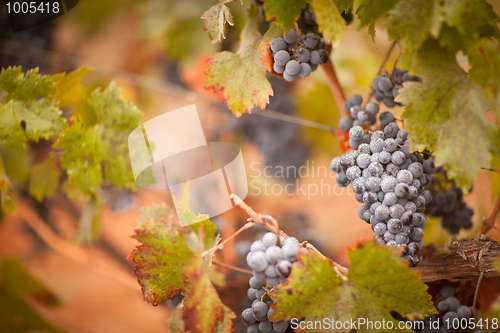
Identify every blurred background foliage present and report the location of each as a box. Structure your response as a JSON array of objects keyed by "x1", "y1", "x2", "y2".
[{"x1": 0, "y1": 0, "x2": 499, "y2": 332}]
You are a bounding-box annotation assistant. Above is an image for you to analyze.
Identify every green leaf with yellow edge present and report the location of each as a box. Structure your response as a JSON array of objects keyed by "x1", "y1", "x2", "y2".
[
  {"x1": 387, "y1": 0, "x2": 441, "y2": 52},
  {"x1": 53, "y1": 116, "x2": 103, "y2": 195},
  {"x1": 0, "y1": 155, "x2": 16, "y2": 214},
  {"x1": 205, "y1": 11, "x2": 282, "y2": 116},
  {"x1": 442, "y1": 0, "x2": 500, "y2": 40},
  {"x1": 90, "y1": 81, "x2": 142, "y2": 189},
  {"x1": 0, "y1": 67, "x2": 56, "y2": 102},
  {"x1": 75, "y1": 193, "x2": 103, "y2": 244},
  {"x1": 397, "y1": 39, "x2": 497, "y2": 188},
  {"x1": 0, "y1": 257, "x2": 65, "y2": 333},
  {"x1": 264, "y1": 0, "x2": 307, "y2": 34},
  {"x1": 52, "y1": 66, "x2": 95, "y2": 108},
  {"x1": 128, "y1": 203, "x2": 219, "y2": 306},
  {"x1": 310, "y1": 0, "x2": 345, "y2": 46},
  {"x1": 272, "y1": 243, "x2": 435, "y2": 333},
  {"x1": 29, "y1": 154, "x2": 60, "y2": 202},
  {"x1": 182, "y1": 255, "x2": 236, "y2": 333},
  {"x1": 177, "y1": 181, "x2": 221, "y2": 252},
  {"x1": 201, "y1": 0, "x2": 235, "y2": 43},
  {"x1": 355, "y1": 0, "x2": 399, "y2": 29}
]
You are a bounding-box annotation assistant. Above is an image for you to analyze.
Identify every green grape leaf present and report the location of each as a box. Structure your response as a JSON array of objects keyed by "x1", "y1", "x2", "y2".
[
  {"x1": 397, "y1": 39, "x2": 497, "y2": 187},
  {"x1": 75, "y1": 193, "x2": 103, "y2": 244},
  {"x1": 29, "y1": 155, "x2": 60, "y2": 202},
  {"x1": 201, "y1": 0, "x2": 235, "y2": 43},
  {"x1": 264, "y1": 0, "x2": 307, "y2": 33},
  {"x1": 205, "y1": 12, "x2": 281, "y2": 116},
  {"x1": 0, "y1": 98, "x2": 66, "y2": 153},
  {"x1": 182, "y1": 256, "x2": 236, "y2": 333},
  {"x1": 355, "y1": 0, "x2": 399, "y2": 28},
  {"x1": 272, "y1": 242, "x2": 435, "y2": 333},
  {"x1": 442, "y1": 0, "x2": 500, "y2": 40},
  {"x1": 334, "y1": 0, "x2": 354, "y2": 13},
  {"x1": 127, "y1": 203, "x2": 219, "y2": 306},
  {"x1": 310, "y1": 0, "x2": 345, "y2": 46},
  {"x1": 53, "y1": 116, "x2": 103, "y2": 195},
  {"x1": 52, "y1": 66, "x2": 95, "y2": 108},
  {"x1": 89, "y1": 81, "x2": 142, "y2": 189},
  {"x1": 387, "y1": 0, "x2": 441, "y2": 52},
  {"x1": 0, "y1": 257, "x2": 64, "y2": 333},
  {"x1": 433, "y1": 81, "x2": 495, "y2": 187},
  {"x1": 0, "y1": 156, "x2": 16, "y2": 214},
  {"x1": 0, "y1": 67, "x2": 56, "y2": 102},
  {"x1": 466, "y1": 39, "x2": 500, "y2": 118}
]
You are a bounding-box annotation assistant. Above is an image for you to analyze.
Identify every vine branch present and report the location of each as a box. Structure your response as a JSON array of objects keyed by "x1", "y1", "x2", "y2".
[
  {"x1": 478, "y1": 193, "x2": 500, "y2": 236},
  {"x1": 212, "y1": 259, "x2": 254, "y2": 276},
  {"x1": 230, "y1": 194, "x2": 349, "y2": 279},
  {"x1": 322, "y1": 54, "x2": 348, "y2": 117}
]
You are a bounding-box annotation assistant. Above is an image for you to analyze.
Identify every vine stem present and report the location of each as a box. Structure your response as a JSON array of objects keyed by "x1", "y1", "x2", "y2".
[
  {"x1": 212, "y1": 259, "x2": 254, "y2": 276},
  {"x1": 322, "y1": 56, "x2": 348, "y2": 117},
  {"x1": 362, "y1": 40, "x2": 398, "y2": 108},
  {"x1": 230, "y1": 194, "x2": 349, "y2": 279},
  {"x1": 478, "y1": 193, "x2": 500, "y2": 236},
  {"x1": 201, "y1": 221, "x2": 255, "y2": 257},
  {"x1": 472, "y1": 271, "x2": 484, "y2": 317}
]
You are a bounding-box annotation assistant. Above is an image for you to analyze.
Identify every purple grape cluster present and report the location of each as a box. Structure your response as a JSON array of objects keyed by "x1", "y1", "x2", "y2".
[
  {"x1": 271, "y1": 30, "x2": 329, "y2": 82},
  {"x1": 243, "y1": 233, "x2": 301, "y2": 332},
  {"x1": 337, "y1": 94, "x2": 380, "y2": 132},
  {"x1": 425, "y1": 172, "x2": 474, "y2": 235},
  {"x1": 330, "y1": 110, "x2": 437, "y2": 265},
  {"x1": 413, "y1": 286, "x2": 483, "y2": 333},
  {"x1": 371, "y1": 69, "x2": 422, "y2": 107}
]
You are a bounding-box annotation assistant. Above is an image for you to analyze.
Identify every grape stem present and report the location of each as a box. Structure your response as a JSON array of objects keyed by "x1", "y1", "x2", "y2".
[
  {"x1": 362, "y1": 40, "x2": 398, "y2": 108},
  {"x1": 477, "y1": 193, "x2": 500, "y2": 236},
  {"x1": 321, "y1": 54, "x2": 348, "y2": 117},
  {"x1": 201, "y1": 221, "x2": 256, "y2": 257},
  {"x1": 212, "y1": 259, "x2": 254, "y2": 276},
  {"x1": 231, "y1": 194, "x2": 349, "y2": 279}
]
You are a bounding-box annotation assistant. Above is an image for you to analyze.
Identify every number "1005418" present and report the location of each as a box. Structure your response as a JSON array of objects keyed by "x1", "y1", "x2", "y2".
[{"x1": 6, "y1": 2, "x2": 60, "y2": 14}]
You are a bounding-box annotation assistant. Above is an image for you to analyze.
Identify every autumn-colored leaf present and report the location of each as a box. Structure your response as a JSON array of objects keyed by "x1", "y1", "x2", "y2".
[
  {"x1": 205, "y1": 11, "x2": 281, "y2": 116},
  {"x1": 202, "y1": 0, "x2": 235, "y2": 43},
  {"x1": 310, "y1": 0, "x2": 345, "y2": 46},
  {"x1": 182, "y1": 255, "x2": 236, "y2": 333}
]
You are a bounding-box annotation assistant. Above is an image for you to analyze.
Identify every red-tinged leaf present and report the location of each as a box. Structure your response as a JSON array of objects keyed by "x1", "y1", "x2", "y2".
[
  {"x1": 272, "y1": 242, "x2": 435, "y2": 333},
  {"x1": 127, "y1": 203, "x2": 219, "y2": 306},
  {"x1": 205, "y1": 11, "x2": 282, "y2": 116},
  {"x1": 201, "y1": 0, "x2": 235, "y2": 43},
  {"x1": 182, "y1": 255, "x2": 236, "y2": 333},
  {"x1": 128, "y1": 204, "x2": 193, "y2": 305}
]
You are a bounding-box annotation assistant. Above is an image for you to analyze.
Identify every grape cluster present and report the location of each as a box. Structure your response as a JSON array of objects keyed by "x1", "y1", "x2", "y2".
[
  {"x1": 271, "y1": 30, "x2": 329, "y2": 82},
  {"x1": 243, "y1": 278, "x2": 294, "y2": 333},
  {"x1": 337, "y1": 94, "x2": 380, "y2": 132},
  {"x1": 243, "y1": 233, "x2": 301, "y2": 332},
  {"x1": 424, "y1": 171, "x2": 474, "y2": 235},
  {"x1": 413, "y1": 286, "x2": 483, "y2": 333},
  {"x1": 371, "y1": 69, "x2": 422, "y2": 108},
  {"x1": 330, "y1": 110, "x2": 437, "y2": 265},
  {"x1": 246, "y1": 233, "x2": 300, "y2": 287}
]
